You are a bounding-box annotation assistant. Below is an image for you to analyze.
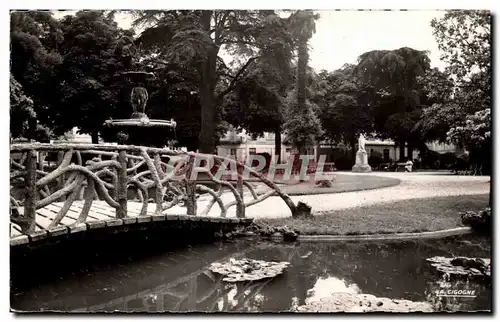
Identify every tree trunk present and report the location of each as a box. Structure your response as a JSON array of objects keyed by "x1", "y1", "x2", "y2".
[
  {"x1": 399, "y1": 140, "x2": 405, "y2": 161},
  {"x1": 198, "y1": 11, "x2": 217, "y2": 154},
  {"x1": 274, "y1": 127, "x2": 282, "y2": 163},
  {"x1": 297, "y1": 36, "x2": 308, "y2": 114},
  {"x1": 350, "y1": 138, "x2": 356, "y2": 164},
  {"x1": 295, "y1": 32, "x2": 309, "y2": 183},
  {"x1": 91, "y1": 131, "x2": 99, "y2": 144},
  {"x1": 298, "y1": 144, "x2": 306, "y2": 182}
]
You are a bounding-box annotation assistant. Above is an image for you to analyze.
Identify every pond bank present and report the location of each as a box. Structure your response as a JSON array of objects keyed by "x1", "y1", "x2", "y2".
[{"x1": 255, "y1": 194, "x2": 489, "y2": 236}]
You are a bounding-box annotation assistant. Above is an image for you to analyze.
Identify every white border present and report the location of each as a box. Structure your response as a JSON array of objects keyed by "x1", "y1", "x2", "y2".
[{"x1": 1, "y1": 1, "x2": 497, "y2": 321}]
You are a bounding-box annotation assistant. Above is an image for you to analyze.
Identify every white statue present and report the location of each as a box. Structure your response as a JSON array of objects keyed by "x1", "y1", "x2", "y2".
[{"x1": 358, "y1": 134, "x2": 366, "y2": 152}]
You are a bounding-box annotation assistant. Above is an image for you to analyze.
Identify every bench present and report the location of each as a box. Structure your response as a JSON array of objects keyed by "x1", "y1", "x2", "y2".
[{"x1": 394, "y1": 162, "x2": 407, "y2": 172}]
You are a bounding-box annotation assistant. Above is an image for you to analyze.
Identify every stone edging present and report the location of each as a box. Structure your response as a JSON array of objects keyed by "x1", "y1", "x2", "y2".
[
  {"x1": 266, "y1": 227, "x2": 472, "y2": 242},
  {"x1": 10, "y1": 215, "x2": 254, "y2": 247}
]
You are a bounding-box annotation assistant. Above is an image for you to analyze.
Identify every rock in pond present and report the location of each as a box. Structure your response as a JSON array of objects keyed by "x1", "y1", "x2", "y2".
[
  {"x1": 295, "y1": 293, "x2": 433, "y2": 313},
  {"x1": 426, "y1": 256, "x2": 490, "y2": 279},
  {"x1": 209, "y1": 258, "x2": 290, "y2": 283}
]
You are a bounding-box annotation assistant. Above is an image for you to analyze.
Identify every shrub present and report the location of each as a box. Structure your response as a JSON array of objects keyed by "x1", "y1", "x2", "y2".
[{"x1": 461, "y1": 207, "x2": 491, "y2": 234}]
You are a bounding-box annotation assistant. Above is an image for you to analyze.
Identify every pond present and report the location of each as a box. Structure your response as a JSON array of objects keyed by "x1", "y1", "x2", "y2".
[{"x1": 11, "y1": 234, "x2": 491, "y2": 313}]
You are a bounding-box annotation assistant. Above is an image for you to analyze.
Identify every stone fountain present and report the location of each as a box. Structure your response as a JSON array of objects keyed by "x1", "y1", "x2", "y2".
[{"x1": 103, "y1": 70, "x2": 177, "y2": 147}]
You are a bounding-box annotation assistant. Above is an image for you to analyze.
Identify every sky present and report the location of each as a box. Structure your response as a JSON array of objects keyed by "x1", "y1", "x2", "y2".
[{"x1": 53, "y1": 10, "x2": 447, "y2": 72}]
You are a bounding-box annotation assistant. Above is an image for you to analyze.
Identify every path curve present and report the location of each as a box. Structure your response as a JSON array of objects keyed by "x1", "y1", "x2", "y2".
[{"x1": 198, "y1": 172, "x2": 490, "y2": 219}]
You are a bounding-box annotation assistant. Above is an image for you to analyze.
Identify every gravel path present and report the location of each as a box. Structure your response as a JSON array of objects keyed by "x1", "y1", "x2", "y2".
[{"x1": 155, "y1": 171, "x2": 490, "y2": 219}]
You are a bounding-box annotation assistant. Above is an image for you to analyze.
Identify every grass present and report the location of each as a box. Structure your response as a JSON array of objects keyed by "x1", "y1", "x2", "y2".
[
  {"x1": 256, "y1": 194, "x2": 490, "y2": 235},
  {"x1": 250, "y1": 173, "x2": 401, "y2": 196},
  {"x1": 278, "y1": 174, "x2": 401, "y2": 196}
]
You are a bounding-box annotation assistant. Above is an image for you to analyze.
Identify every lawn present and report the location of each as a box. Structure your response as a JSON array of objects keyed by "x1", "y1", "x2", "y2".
[
  {"x1": 256, "y1": 194, "x2": 490, "y2": 235},
  {"x1": 278, "y1": 173, "x2": 401, "y2": 195},
  {"x1": 252, "y1": 173, "x2": 401, "y2": 196}
]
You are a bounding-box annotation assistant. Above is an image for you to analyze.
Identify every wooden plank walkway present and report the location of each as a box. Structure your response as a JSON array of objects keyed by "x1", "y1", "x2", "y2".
[{"x1": 10, "y1": 201, "x2": 252, "y2": 247}]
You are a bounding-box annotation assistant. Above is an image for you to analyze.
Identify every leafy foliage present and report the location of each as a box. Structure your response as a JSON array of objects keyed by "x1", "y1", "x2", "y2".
[
  {"x1": 317, "y1": 65, "x2": 373, "y2": 155},
  {"x1": 10, "y1": 11, "x2": 63, "y2": 132},
  {"x1": 283, "y1": 91, "x2": 323, "y2": 149},
  {"x1": 283, "y1": 10, "x2": 322, "y2": 151},
  {"x1": 447, "y1": 108, "x2": 491, "y2": 150},
  {"x1": 134, "y1": 10, "x2": 296, "y2": 152},
  {"x1": 51, "y1": 11, "x2": 134, "y2": 141},
  {"x1": 354, "y1": 47, "x2": 432, "y2": 159},
  {"x1": 10, "y1": 74, "x2": 52, "y2": 142},
  {"x1": 420, "y1": 10, "x2": 492, "y2": 175},
  {"x1": 431, "y1": 10, "x2": 491, "y2": 81}
]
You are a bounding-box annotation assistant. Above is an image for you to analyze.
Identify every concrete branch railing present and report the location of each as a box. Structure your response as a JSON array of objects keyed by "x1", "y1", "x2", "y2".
[{"x1": 10, "y1": 143, "x2": 298, "y2": 235}]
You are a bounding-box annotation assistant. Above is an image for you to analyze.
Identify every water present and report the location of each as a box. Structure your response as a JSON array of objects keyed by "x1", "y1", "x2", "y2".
[{"x1": 11, "y1": 234, "x2": 491, "y2": 313}]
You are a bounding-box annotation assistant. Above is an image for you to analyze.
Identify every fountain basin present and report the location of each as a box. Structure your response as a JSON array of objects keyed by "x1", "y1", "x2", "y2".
[{"x1": 104, "y1": 118, "x2": 177, "y2": 128}]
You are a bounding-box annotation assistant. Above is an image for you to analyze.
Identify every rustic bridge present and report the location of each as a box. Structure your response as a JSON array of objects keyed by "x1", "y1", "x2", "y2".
[{"x1": 10, "y1": 143, "x2": 299, "y2": 247}]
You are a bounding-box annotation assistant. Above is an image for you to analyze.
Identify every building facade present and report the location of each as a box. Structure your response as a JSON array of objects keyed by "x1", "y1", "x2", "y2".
[{"x1": 217, "y1": 128, "x2": 458, "y2": 163}]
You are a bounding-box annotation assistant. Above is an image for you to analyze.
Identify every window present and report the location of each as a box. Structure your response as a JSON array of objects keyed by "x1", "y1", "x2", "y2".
[
  {"x1": 285, "y1": 148, "x2": 291, "y2": 153},
  {"x1": 370, "y1": 149, "x2": 374, "y2": 155},
  {"x1": 230, "y1": 148, "x2": 237, "y2": 156},
  {"x1": 249, "y1": 147, "x2": 256, "y2": 154}
]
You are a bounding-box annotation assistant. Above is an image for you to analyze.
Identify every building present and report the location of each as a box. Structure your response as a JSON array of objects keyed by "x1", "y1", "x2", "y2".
[
  {"x1": 217, "y1": 127, "x2": 458, "y2": 163},
  {"x1": 217, "y1": 128, "x2": 296, "y2": 162}
]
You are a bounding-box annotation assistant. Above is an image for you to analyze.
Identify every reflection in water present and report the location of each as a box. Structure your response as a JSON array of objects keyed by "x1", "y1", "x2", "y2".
[
  {"x1": 306, "y1": 277, "x2": 361, "y2": 304},
  {"x1": 11, "y1": 235, "x2": 491, "y2": 312}
]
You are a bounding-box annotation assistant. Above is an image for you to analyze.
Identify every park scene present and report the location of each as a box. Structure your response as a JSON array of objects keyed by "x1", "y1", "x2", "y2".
[{"x1": 9, "y1": 9, "x2": 491, "y2": 313}]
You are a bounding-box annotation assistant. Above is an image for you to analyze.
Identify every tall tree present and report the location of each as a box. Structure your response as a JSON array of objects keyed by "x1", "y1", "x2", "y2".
[
  {"x1": 283, "y1": 10, "x2": 322, "y2": 156},
  {"x1": 428, "y1": 10, "x2": 491, "y2": 181},
  {"x1": 355, "y1": 47, "x2": 431, "y2": 160},
  {"x1": 415, "y1": 68, "x2": 459, "y2": 143},
  {"x1": 134, "y1": 10, "x2": 295, "y2": 153},
  {"x1": 10, "y1": 11, "x2": 63, "y2": 134},
  {"x1": 318, "y1": 65, "x2": 374, "y2": 161},
  {"x1": 429, "y1": 10, "x2": 491, "y2": 129},
  {"x1": 50, "y1": 10, "x2": 134, "y2": 143},
  {"x1": 223, "y1": 50, "x2": 295, "y2": 161}
]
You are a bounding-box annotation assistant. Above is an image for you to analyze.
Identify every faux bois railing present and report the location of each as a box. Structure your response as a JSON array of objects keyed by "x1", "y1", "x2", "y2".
[{"x1": 10, "y1": 143, "x2": 298, "y2": 236}]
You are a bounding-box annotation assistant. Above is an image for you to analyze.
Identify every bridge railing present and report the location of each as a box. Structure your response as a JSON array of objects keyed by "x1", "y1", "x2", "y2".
[{"x1": 10, "y1": 143, "x2": 298, "y2": 235}]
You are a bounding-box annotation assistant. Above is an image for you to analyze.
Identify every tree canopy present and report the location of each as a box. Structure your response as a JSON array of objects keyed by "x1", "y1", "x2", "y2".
[{"x1": 133, "y1": 10, "x2": 296, "y2": 152}]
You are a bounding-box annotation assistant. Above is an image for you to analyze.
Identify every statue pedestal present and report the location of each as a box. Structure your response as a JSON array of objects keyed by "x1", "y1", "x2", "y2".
[{"x1": 352, "y1": 150, "x2": 372, "y2": 173}]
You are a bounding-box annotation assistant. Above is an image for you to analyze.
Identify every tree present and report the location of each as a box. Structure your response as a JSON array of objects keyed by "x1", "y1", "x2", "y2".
[
  {"x1": 427, "y1": 10, "x2": 491, "y2": 176},
  {"x1": 10, "y1": 11, "x2": 63, "y2": 134},
  {"x1": 447, "y1": 107, "x2": 491, "y2": 196},
  {"x1": 355, "y1": 47, "x2": 431, "y2": 160},
  {"x1": 49, "y1": 11, "x2": 135, "y2": 143},
  {"x1": 415, "y1": 68, "x2": 457, "y2": 143},
  {"x1": 317, "y1": 65, "x2": 373, "y2": 161},
  {"x1": 134, "y1": 10, "x2": 295, "y2": 153},
  {"x1": 223, "y1": 49, "x2": 295, "y2": 161},
  {"x1": 431, "y1": 10, "x2": 491, "y2": 112},
  {"x1": 283, "y1": 10, "x2": 322, "y2": 155},
  {"x1": 431, "y1": 10, "x2": 490, "y2": 83}
]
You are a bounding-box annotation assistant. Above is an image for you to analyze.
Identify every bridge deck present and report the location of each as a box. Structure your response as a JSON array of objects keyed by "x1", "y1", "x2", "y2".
[{"x1": 10, "y1": 201, "x2": 252, "y2": 246}]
